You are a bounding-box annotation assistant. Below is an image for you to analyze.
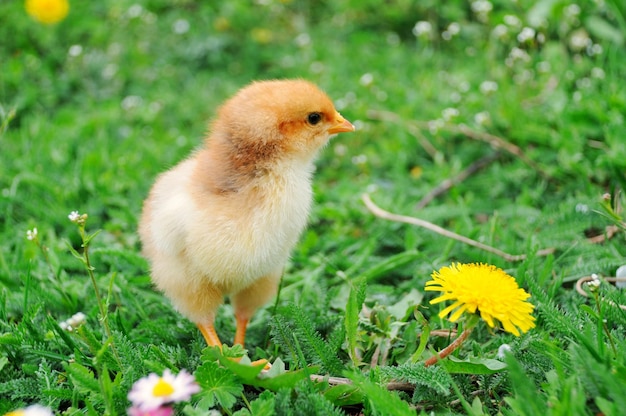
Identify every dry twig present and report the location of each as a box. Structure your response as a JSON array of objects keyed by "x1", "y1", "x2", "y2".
[{"x1": 362, "y1": 193, "x2": 555, "y2": 262}]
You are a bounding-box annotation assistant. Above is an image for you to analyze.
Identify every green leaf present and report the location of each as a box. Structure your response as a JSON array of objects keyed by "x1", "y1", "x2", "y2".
[
  {"x1": 249, "y1": 365, "x2": 319, "y2": 391},
  {"x1": 345, "y1": 276, "x2": 366, "y2": 366},
  {"x1": 439, "y1": 355, "x2": 507, "y2": 374},
  {"x1": 215, "y1": 354, "x2": 266, "y2": 382},
  {"x1": 66, "y1": 362, "x2": 100, "y2": 394},
  {"x1": 195, "y1": 360, "x2": 243, "y2": 411},
  {"x1": 349, "y1": 371, "x2": 415, "y2": 416},
  {"x1": 387, "y1": 288, "x2": 423, "y2": 321},
  {"x1": 359, "y1": 251, "x2": 420, "y2": 282},
  {"x1": 323, "y1": 383, "x2": 365, "y2": 406},
  {"x1": 233, "y1": 391, "x2": 276, "y2": 416}
]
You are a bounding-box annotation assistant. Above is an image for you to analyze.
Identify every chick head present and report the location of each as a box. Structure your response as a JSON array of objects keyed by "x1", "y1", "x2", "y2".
[{"x1": 212, "y1": 79, "x2": 354, "y2": 163}]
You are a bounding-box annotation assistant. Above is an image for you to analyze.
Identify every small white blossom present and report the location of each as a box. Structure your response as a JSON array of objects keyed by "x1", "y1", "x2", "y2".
[
  {"x1": 68, "y1": 312, "x2": 87, "y2": 327},
  {"x1": 351, "y1": 154, "x2": 367, "y2": 165},
  {"x1": 479, "y1": 80, "x2": 498, "y2": 95},
  {"x1": 591, "y1": 67, "x2": 605, "y2": 79},
  {"x1": 587, "y1": 43, "x2": 603, "y2": 56},
  {"x1": 68, "y1": 211, "x2": 80, "y2": 222},
  {"x1": 5, "y1": 404, "x2": 54, "y2": 416},
  {"x1": 474, "y1": 111, "x2": 491, "y2": 126},
  {"x1": 506, "y1": 47, "x2": 531, "y2": 67},
  {"x1": 471, "y1": 0, "x2": 493, "y2": 22},
  {"x1": 172, "y1": 19, "x2": 190, "y2": 34},
  {"x1": 294, "y1": 33, "x2": 311, "y2": 47},
  {"x1": 128, "y1": 369, "x2": 200, "y2": 411},
  {"x1": 442, "y1": 22, "x2": 460, "y2": 41},
  {"x1": 565, "y1": 4, "x2": 581, "y2": 19},
  {"x1": 492, "y1": 24, "x2": 508, "y2": 40},
  {"x1": 412, "y1": 21, "x2": 432, "y2": 38},
  {"x1": 26, "y1": 228, "x2": 38, "y2": 241},
  {"x1": 68, "y1": 44, "x2": 83, "y2": 57},
  {"x1": 359, "y1": 73, "x2": 374, "y2": 87},
  {"x1": 575, "y1": 203, "x2": 589, "y2": 214},
  {"x1": 569, "y1": 29, "x2": 591, "y2": 51},
  {"x1": 503, "y1": 14, "x2": 521, "y2": 28},
  {"x1": 497, "y1": 343, "x2": 512, "y2": 359},
  {"x1": 127, "y1": 4, "x2": 143, "y2": 18},
  {"x1": 428, "y1": 119, "x2": 445, "y2": 134},
  {"x1": 587, "y1": 273, "x2": 601, "y2": 291},
  {"x1": 441, "y1": 107, "x2": 459, "y2": 122},
  {"x1": 517, "y1": 27, "x2": 535, "y2": 43},
  {"x1": 121, "y1": 95, "x2": 143, "y2": 110}
]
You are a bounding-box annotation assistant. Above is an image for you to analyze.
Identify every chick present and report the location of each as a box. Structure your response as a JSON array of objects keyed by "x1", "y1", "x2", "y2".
[{"x1": 139, "y1": 79, "x2": 354, "y2": 350}]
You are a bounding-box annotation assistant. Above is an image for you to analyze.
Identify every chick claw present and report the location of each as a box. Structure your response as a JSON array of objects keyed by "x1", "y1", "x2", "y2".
[{"x1": 197, "y1": 322, "x2": 271, "y2": 370}]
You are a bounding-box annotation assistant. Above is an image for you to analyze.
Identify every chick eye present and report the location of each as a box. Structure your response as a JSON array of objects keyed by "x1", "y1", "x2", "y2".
[{"x1": 307, "y1": 112, "x2": 322, "y2": 126}]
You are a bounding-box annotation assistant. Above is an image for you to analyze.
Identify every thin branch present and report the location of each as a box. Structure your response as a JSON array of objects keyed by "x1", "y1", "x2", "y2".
[
  {"x1": 362, "y1": 193, "x2": 555, "y2": 262},
  {"x1": 309, "y1": 374, "x2": 415, "y2": 392},
  {"x1": 415, "y1": 152, "x2": 501, "y2": 210},
  {"x1": 586, "y1": 225, "x2": 619, "y2": 244}
]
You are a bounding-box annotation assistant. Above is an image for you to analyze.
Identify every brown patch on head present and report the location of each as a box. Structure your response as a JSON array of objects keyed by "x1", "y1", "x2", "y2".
[{"x1": 198, "y1": 80, "x2": 342, "y2": 193}]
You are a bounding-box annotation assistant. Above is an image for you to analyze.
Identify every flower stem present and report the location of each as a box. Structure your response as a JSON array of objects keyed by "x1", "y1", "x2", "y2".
[
  {"x1": 79, "y1": 225, "x2": 121, "y2": 367},
  {"x1": 423, "y1": 326, "x2": 474, "y2": 366},
  {"x1": 593, "y1": 291, "x2": 617, "y2": 357},
  {"x1": 423, "y1": 315, "x2": 479, "y2": 367}
]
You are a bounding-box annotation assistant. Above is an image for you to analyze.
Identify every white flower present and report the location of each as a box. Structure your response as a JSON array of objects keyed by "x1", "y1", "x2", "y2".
[
  {"x1": 471, "y1": 0, "x2": 493, "y2": 22},
  {"x1": 26, "y1": 228, "x2": 38, "y2": 241},
  {"x1": 128, "y1": 369, "x2": 200, "y2": 411},
  {"x1": 503, "y1": 15, "x2": 521, "y2": 28},
  {"x1": 517, "y1": 27, "x2": 535, "y2": 43},
  {"x1": 351, "y1": 154, "x2": 367, "y2": 165},
  {"x1": 474, "y1": 111, "x2": 491, "y2": 126},
  {"x1": 496, "y1": 343, "x2": 512, "y2": 359},
  {"x1": 591, "y1": 67, "x2": 605, "y2": 79},
  {"x1": 569, "y1": 29, "x2": 591, "y2": 51},
  {"x1": 412, "y1": 21, "x2": 432, "y2": 38},
  {"x1": 506, "y1": 47, "x2": 531, "y2": 67},
  {"x1": 359, "y1": 73, "x2": 374, "y2": 87},
  {"x1": 492, "y1": 24, "x2": 508, "y2": 40},
  {"x1": 68, "y1": 211, "x2": 80, "y2": 222},
  {"x1": 479, "y1": 80, "x2": 498, "y2": 95},
  {"x1": 471, "y1": 0, "x2": 493, "y2": 13},
  {"x1": 442, "y1": 22, "x2": 460, "y2": 40},
  {"x1": 428, "y1": 119, "x2": 445, "y2": 134},
  {"x1": 565, "y1": 4, "x2": 581, "y2": 19},
  {"x1": 4, "y1": 404, "x2": 53, "y2": 416},
  {"x1": 68, "y1": 44, "x2": 83, "y2": 57},
  {"x1": 68, "y1": 312, "x2": 87, "y2": 327},
  {"x1": 172, "y1": 19, "x2": 190, "y2": 35},
  {"x1": 441, "y1": 107, "x2": 459, "y2": 122}
]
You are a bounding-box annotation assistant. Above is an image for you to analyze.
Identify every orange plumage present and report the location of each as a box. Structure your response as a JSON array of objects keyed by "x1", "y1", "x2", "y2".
[{"x1": 139, "y1": 80, "x2": 354, "y2": 352}]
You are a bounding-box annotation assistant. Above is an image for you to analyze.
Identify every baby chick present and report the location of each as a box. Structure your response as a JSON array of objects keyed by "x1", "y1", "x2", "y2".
[{"x1": 139, "y1": 79, "x2": 354, "y2": 350}]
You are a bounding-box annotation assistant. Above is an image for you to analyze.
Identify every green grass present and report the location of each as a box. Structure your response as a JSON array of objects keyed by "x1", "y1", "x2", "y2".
[{"x1": 2, "y1": 0, "x2": 626, "y2": 414}]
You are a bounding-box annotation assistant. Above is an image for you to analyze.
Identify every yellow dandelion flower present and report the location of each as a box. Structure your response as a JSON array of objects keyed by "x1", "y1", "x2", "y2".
[
  {"x1": 25, "y1": 0, "x2": 69, "y2": 25},
  {"x1": 425, "y1": 263, "x2": 535, "y2": 336}
]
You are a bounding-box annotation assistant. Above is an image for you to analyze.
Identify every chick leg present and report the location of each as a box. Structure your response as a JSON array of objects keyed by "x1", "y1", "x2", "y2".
[
  {"x1": 232, "y1": 273, "x2": 281, "y2": 369},
  {"x1": 231, "y1": 273, "x2": 281, "y2": 347},
  {"x1": 198, "y1": 322, "x2": 222, "y2": 347},
  {"x1": 234, "y1": 316, "x2": 249, "y2": 347}
]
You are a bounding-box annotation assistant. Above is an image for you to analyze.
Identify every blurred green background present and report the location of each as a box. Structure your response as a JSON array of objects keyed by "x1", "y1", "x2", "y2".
[{"x1": 1, "y1": 0, "x2": 626, "y2": 413}]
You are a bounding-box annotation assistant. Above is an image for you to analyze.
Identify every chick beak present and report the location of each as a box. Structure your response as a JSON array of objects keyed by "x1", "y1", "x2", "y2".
[{"x1": 328, "y1": 113, "x2": 355, "y2": 134}]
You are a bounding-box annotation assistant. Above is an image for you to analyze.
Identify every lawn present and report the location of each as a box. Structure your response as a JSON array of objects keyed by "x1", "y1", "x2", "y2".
[{"x1": 1, "y1": 0, "x2": 626, "y2": 415}]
